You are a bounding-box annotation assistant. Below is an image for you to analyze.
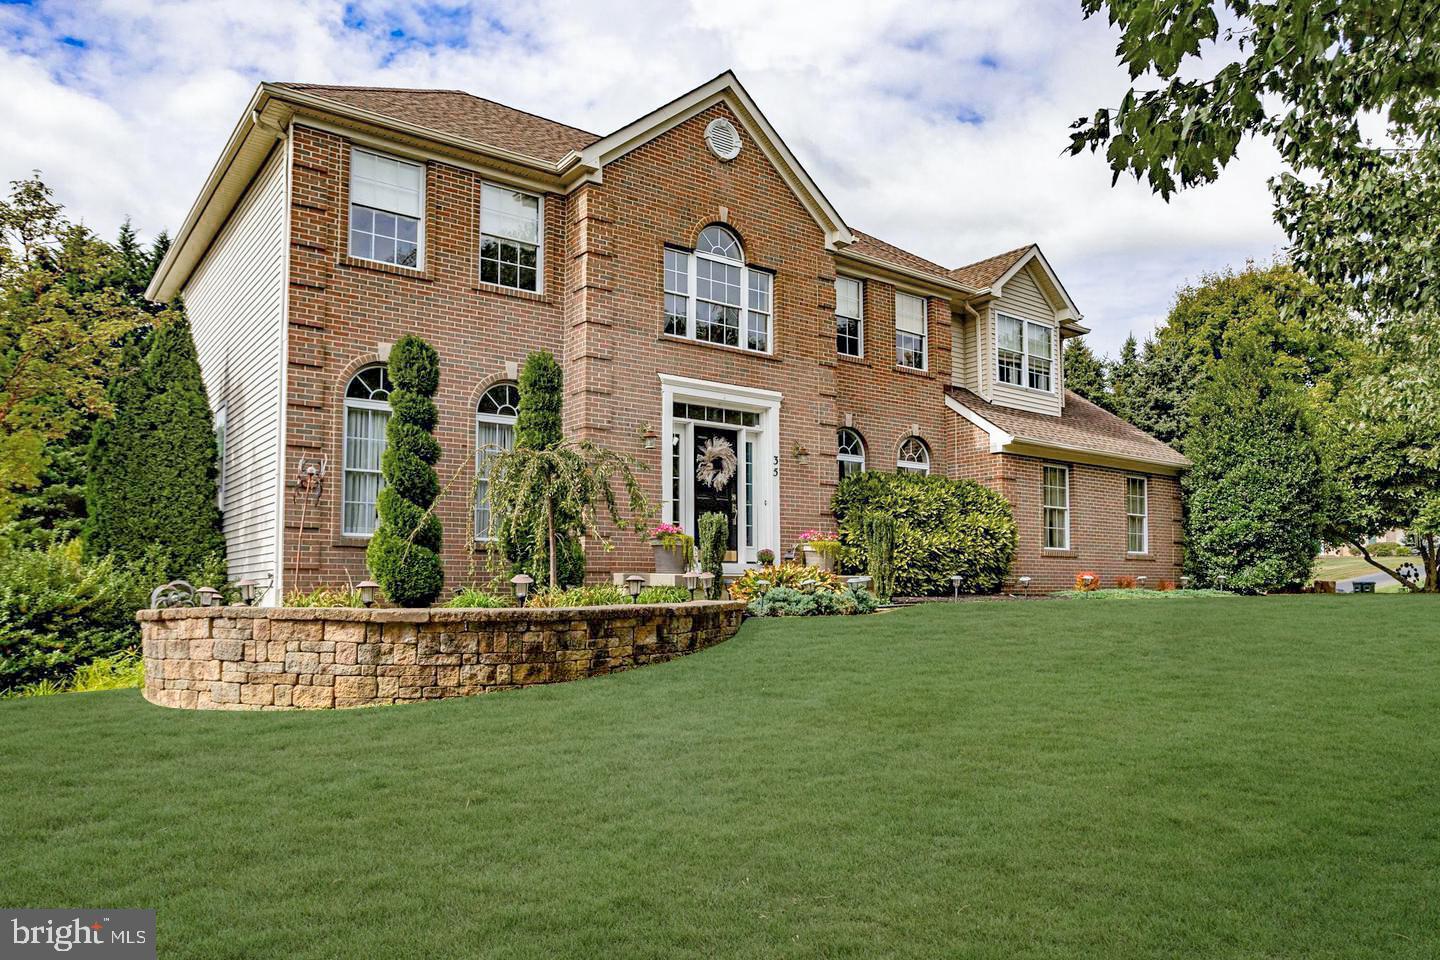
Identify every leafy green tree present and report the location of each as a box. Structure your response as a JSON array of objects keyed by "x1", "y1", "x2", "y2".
[
  {"x1": 0, "y1": 175, "x2": 145, "y2": 524},
  {"x1": 366, "y1": 335, "x2": 444, "y2": 606},
  {"x1": 1182, "y1": 337, "x2": 1324, "y2": 592},
  {"x1": 84, "y1": 313, "x2": 223, "y2": 577},
  {"x1": 1061, "y1": 338, "x2": 1110, "y2": 408}
]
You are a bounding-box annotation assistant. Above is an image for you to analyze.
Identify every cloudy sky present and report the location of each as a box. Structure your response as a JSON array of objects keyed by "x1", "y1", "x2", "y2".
[{"x1": 0, "y1": 0, "x2": 1286, "y2": 355}]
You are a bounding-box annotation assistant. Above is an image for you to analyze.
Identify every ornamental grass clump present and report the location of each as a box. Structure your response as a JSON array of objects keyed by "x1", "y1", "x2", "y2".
[{"x1": 366, "y1": 335, "x2": 445, "y2": 607}]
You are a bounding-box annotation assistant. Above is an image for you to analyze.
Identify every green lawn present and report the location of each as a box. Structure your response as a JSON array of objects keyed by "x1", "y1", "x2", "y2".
[
  {"x1": 1311, "y1": 554, "x2": 1413, "y2": 582},
  {"x1": 4, "y1": 596, "x2": 1439, "y2": 959}
]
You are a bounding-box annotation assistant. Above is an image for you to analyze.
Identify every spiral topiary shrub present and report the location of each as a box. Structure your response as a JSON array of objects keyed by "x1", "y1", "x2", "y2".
[
  {"x1": 833, "y1": 472, "x2": 1016, "y2": 596},
  {"x1": 366, "y1": 336, "x2": 444, "y2": 606}
]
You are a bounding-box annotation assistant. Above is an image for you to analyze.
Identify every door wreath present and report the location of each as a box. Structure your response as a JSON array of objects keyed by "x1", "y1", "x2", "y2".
[{"x1": 695, "y1": 436, "x2": 738, "y2": 491}]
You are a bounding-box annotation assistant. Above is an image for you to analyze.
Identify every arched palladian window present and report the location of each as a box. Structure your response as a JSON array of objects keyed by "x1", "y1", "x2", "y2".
[
  {"x1": 475, "y1": 383, "x2": 520, "y2": 539},
  {"x1": 342, "y1": 366, "x2": 393, "y2": 537},
  {"x1": 896, "y1": 436, "x2": 931, "y2": 475},
  {"x1": 837, "y1": 428, "x2": 866, "y2": 481},
  {"x1": 662, "y1": 224, "x2": 772, "y2": 352}
]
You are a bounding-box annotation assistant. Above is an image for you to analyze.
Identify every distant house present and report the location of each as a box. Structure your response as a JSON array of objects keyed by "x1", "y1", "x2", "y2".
[{"x1": 146, "y1": 71, "x2": 1187, "y2": 602}]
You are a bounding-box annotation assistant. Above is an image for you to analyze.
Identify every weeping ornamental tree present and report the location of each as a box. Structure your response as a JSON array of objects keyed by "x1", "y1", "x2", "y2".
[
  {"x1": 366, "y1": 335, "x2": 444, "y2": 606},
  {"x1": 85, "y1": 313, "x2": 223, "y2": 578}
]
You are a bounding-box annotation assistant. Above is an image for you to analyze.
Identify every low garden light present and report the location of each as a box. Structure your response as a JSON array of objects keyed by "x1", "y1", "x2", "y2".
[
  {"x1": 1136, "y1": 575, "x2": 1148, "y2": 590},
  {"x1": 1081, "y1": 574, "x2": 1096, "y2": 590},
  {"x1": 625, "y1": 575, "x2": 646, "y2": 601},
  {"x1": 683, "y1": 571, "x2": 699, "y2": 599},
  {"x1": 1216, "y1": 574, "x2": 1227, "y2": 592},
  {"x1": 510, "y1": 574, "x2": 534, "y2": 606},
  {"x1": 357, "y1": 580, "x2": 380, "y2": 607},
  {"x1": 846, "y1": 576, "x2": 872, "y2": 593},
  {"x1": 196, "y1": 586, "x2": 222, "y2": 608},
  {"x1": 1180, "y1": 576, "x2": 1191, "y2": 590},
  {"x1": 1017, "y1": 575, "x2": 1032, "y2": 595},
  {"x1": 696, "y1": 572, "x2": 715, "y2": 599},
  {"x1": 237, "y1": 578, "x2": 258, "y2": 606},
  {"x1": 951, "y1": 575, "x2": 965, "y2": 598}
]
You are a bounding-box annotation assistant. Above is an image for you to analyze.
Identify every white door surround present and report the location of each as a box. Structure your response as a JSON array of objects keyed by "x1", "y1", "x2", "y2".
[{"x1": 659, "y1": 374, "x2": 781, "y2": 573}]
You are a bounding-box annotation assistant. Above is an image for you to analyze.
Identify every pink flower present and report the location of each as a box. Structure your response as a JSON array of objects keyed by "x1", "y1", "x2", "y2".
[
  {"x1": 650, "y1": 522, "x2": 685, "y2": 537},
  {"x1": 798, "y1": 529, "x2": 837, "y2": 543}
]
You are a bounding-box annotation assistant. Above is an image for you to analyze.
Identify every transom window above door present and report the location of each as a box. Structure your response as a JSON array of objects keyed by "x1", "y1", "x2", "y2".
[
  {"x1": 663, "y1": 225, "x2": 772, "y2": 353},
  {"x1": 480, "y1": 184, "x2": 542, "y2": 292}
]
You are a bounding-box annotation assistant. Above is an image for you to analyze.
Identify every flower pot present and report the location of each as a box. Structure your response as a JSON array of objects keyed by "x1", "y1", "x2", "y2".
[
  {"x1": 801, "y1": 545, "x2": 835, "y2": 573},
  {"x1": 650, "y1": 539, "x2": 685, "y2": 575}
]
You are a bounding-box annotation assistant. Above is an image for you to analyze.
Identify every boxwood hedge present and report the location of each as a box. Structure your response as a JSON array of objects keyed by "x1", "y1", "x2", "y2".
[{"x1": 832, "y1": 472, "x2": 1016, "y2": 596}]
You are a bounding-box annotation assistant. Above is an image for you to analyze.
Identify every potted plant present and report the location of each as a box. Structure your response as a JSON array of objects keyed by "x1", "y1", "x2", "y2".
[
  {"x1": 798, "y1": 529, "x2": 842, "y2": 573},
  {"x1": 756, "y1": 548, "x2": 775, "y2": 566},
  {"x1": 648, "y1": 522, "x2": 694, "y2": 575}
]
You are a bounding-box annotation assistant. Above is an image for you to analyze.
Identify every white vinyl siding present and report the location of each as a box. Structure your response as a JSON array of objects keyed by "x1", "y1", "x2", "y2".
[
  {"x1": 949, "y1": 312, "x2": 977, "y2": 391},
  {"x1": 1043, "y1": 465, "x2": 1070, "y2": 550},
  {"x1": 987, "y1": 265, "x2": 1062, "y2": 416},
  {"x1": 181, "y1": 146, "x2": 287, "y2": 597},
  {"x1": 1127, "y1": 476, "x2": 1149, "y2": 554}
]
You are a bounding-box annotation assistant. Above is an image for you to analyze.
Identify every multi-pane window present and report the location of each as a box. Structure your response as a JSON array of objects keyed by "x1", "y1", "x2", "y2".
[
  {"x1": 475, "y1": 383, "x2": 520, "y2": 540},
  {"x1": 1043, "y1": 464, "x2": 1070, "y2": 550},
  {"x1": 1127, "y1": 476, "x2": 1149, "y2": 554},
  {"x1": 836, "y1": 277, "x2": 863, "y2": 356},
  {"x1": 897, "y1": 436, "x2": 930, "y2": 474},
  {"x1": 837, "y1": 428, "x2": 866, "y2": 480},
  {"x1": 664, "y1": 248, "x2": 689, "y2": 335},
  {"x1": 350, "y1": 148, "x2": 423, "y2": 268},
  {"x1": 895, "y1": 293, "x2": 927, "y2": 370},
  {"x1": 342, "y1": 366, "x2": 393, "y2": 537},
  {"x1": 480, "y1": 184, "x2": 541, "y2": 292},
  {"x1": 662, "y1": 225, "x2": 771, "y2": 353},
  {"x1": 997, "y1": 313, "x2": 1054, "y2": 392}
]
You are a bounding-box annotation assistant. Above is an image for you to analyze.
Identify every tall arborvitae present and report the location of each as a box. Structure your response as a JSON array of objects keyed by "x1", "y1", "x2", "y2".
[
  {"x1": 366, "y1": 335, "x2": 444, "y2": 606},
  {"x1": 85, "y1": 312, "x2": 223, "y2": 577}
]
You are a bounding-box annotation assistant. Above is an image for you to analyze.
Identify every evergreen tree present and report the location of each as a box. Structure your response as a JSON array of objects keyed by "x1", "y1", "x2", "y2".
[
  {"x1": 1061, "y1": 338, "x2": 1110, "y2": 408},
  {"x1": 1182, "y1": 337, "x2": 1324, "y2": 592},
  {"x1": 1108, "y1": 335, "x2": 1142, "y2": 424},
  {"x1": 366, "y1": 335, "x2": 444, "y2": 606},
  {"x1": 498, "y1": 351, "x2": 584, "y2": 586},
  {"x1": 1126, "y1": 335, "x2": 1192, "y2": 445},
  {"x1": 85, "y1": 313, "x2": 223, "y2": 577}
]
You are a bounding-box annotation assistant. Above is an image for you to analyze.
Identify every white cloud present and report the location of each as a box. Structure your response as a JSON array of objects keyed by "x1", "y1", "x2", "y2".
[{"x1": 0, "y1": 0, "x2": 1287, "y2": 354}]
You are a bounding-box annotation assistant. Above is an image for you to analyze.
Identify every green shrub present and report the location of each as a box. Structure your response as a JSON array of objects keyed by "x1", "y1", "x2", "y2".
[
  {"x1": 68, "y1": 652, "x2": 144, "y2": 692},
  {"x1": 861, "y1": 513, "x2": 897, "y2": 600},
  {"x1": 285, "y1": 587, "x2": 365, "y2": 608},
  {"x1": 0, "y1": 540, "x2": 144, "y2": 692},
  {"x1": 746, "y1": 586, "x2": 878, "y2": 617},
  {"x1": 698, "y1": 512, "x2": 727, "y2": 599},
  {"x1": 528, "y1": 584, "x2": 631, "y2": 608},
  {"x1": 832, "y1": 472, "x2": 1016, "y2": 596},
  {"x1": 636, "y1": 585, "x2": 691, "y2": 604},
  {"x1": 515, "y1": 350, "x2": 564, "y2": 450},
  {"x1": 367, "y1": 335, "x2": 445, "y2": 606},
  {"x1": 729, "y1": 563, "x2": 846, "y2": 602},
  {"x1": 1368, "y1": 541, "x2": 1414, "y2": 557}
]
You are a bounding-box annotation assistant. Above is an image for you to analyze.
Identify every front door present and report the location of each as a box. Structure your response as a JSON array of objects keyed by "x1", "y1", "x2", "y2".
[{"x1": 692, "y1": 425, "x2": 739, "y2": 562}]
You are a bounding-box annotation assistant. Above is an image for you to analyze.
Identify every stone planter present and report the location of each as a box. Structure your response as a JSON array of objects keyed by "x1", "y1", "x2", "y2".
[
  {"x1": 801, "y1": 544, "x2": 836, "y2": 574},
  {"x1": 650, "y1": 539, "x2": 686, "y2": 575}
]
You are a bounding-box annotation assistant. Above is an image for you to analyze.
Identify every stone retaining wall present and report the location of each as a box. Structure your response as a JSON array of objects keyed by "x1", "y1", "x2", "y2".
[{"x1": 138, "y1": 601, "x2": 744, "y2": 710}]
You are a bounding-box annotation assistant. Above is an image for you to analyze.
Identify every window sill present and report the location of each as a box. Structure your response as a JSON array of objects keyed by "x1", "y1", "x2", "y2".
[
  {"x1": 335, "y1": 536, "x2": 371, "y2": 549},
  {"x1": 1041, "y1": 548, "x2": 1076, "y2": 558},
  {"x1": 472, "y1": 281, "x2": 551, "y2": 305},
  {"x1": 894, "y1": 364, "x2": 934, "y2": 379},
  {"x1": 837, "y1": 353, "x2": 871, "y2": 367},
  {"x1": 1126, "y1": 552, "x2": 1155, "y2": 561},
  {"x1": 339, "y1": 256, "x2": 432, "y2": 282},
  {"x1": 658, "y1": 333, "x2": 782, "y2": 362}
]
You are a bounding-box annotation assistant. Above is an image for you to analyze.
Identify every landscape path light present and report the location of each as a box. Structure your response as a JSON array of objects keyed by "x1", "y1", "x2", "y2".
[
  {"x1": 625, "y1": 575, "x2": 646, "y2": 602},
  {"x1": 357, "y1": 580, "x2": 380, "y2": 607},
  {"x1": 683, "y1": 571, "x2": 699, "y2": 600},
  {"x1": 196, "y1": 587, "x2": 222, "y2": 608},
  {"x1": 510, "y1": 574, "x2": 534, "y2": 606}
]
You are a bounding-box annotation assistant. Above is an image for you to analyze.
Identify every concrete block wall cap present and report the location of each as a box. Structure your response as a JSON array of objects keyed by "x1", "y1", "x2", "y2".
[{"x1": 367, "y1": 609, "x2": 432, "y2": 622}]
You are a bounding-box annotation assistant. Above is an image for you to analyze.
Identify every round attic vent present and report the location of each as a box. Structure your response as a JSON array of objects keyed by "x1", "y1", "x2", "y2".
[{"x1": 704, "y1": 118, "x2": 742, "y2": 161}]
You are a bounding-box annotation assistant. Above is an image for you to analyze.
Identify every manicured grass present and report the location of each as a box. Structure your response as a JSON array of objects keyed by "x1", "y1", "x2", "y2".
[
  {"x1": 4, "y1": 596, "x2": 1439, "y2": 958},
  {"x1": 1311, "y1": 554, "x2": 1413, "y2": 582}
]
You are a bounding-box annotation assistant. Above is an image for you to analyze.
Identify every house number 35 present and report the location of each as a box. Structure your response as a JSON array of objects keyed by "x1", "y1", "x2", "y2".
[{"x1": 772, "y1": 455, "x2": 780, "y2": 477}]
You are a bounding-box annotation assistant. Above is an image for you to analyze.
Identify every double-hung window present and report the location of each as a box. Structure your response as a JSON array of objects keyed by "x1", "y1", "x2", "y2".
[
  {"x1": 997, "y1": 313, "x2": 1055, "y2": 391},
  {"x1": 895, "y1": 293, "x2": 927, "y2": 370},
  {"x1": 1127, "y1": 476, "x2": 1149, "y2": 554},
  {"x1": 480, "y1": 184, "x2": 542, "y2": 292},
  {"x1": 342, "y1": 366, "x2": 393, "y2": 537},
  {"x1": 663, "y1": 225, "x2": 771, "y2": 353},
  {"x1": 836, "y1": 277, "x2": 863, "y2": 356},
  {"x1": 349, "y1": 148, "x2": 423, "y2": 268},
  {"x1": 1043, "y1": 464, "x2": 1070, "y2": 550}
]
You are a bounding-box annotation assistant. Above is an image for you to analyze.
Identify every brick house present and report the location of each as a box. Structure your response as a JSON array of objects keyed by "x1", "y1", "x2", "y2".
[{"x1": 146, "y1": 71, "x2": 1187, "y2": 603}]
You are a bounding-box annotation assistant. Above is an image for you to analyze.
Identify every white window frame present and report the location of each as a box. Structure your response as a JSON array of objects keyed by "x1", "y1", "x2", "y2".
[
  {"x1": 348, "y1": 147, "x2": 425, "y2": 270},
  {"x1": 1043, "y1": 464, "x2": 1070, "y2": 551},
  {"x1": 895, "y1": 292, "x2": 928, "y2": 371},
  {"x1": 837, "y1": 428, "x2": 866, "y2": 480},
  {"x1": 996, "y1": 312, "x2": 1055, "y2": 393},
  {"x1": 341, "y1": 367, "x2": 393, "y2": 539},
  {"x1": 662, "y1": 227, "x2": 773, "y2": 355},
  {"x1": 478, "y1": 182, "x2": 544, "y2": 293},
  {"x1": 896, "y1": 436, "x2": 930, "y2": 474},
  {"x1": 474, "y1": 383, "x2": 520, "y2": 541},
  {"x1": 836, "y1": 276, "x2": 864, "y2": 357},
  {"x1": 1127, "y1": 476, "x2": 1149, "y2": 555}
]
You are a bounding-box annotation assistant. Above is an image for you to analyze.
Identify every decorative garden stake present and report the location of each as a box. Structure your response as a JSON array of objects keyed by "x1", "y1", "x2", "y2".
[{"x1": 150, "y1": 580, "x2": 198, "y2": 609}]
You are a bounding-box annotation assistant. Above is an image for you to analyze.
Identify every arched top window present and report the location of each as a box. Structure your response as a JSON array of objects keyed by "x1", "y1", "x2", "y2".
[
  {"x1": 697, "y1": 224, "x2": 743, "y2": 260},
  {"x1": 897, "y1": 436, "x2": 930, "y2": 475},
  {"x1": 838, "y1": 428, "x2": 866, "y2": 481},
  {"x1": 346, "y1": 365, "x2": 392, "y2": 403},
  {"x1": 478, "y1": 382, "x2": 520, "y2": 418}
]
